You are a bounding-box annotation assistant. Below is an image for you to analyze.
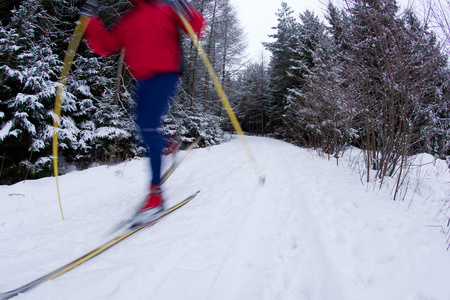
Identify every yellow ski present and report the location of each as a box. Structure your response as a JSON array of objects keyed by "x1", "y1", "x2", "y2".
[{"x1": 0, "y1": 191, "x2": 199, "y2": 300}]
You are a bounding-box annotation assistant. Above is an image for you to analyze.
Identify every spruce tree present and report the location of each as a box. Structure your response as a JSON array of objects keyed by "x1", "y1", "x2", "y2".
[
  {"x1": 285, "y1": 10, "x2": 353, "y2": 154},
  {"x1": 0, "y1": 0, "x2": 61, "y2": 183},
  {"x1": 233, "y1": 61, "x2": 270, "y2": 135},
  {"x1": 263, "y1": 2, "x2": 299, "y2": 137}
]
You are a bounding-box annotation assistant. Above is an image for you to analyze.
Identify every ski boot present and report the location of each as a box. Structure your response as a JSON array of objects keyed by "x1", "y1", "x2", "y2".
[
  {"x1": 133, "y1": 185, "x2": 165, "y2": 226},
  {"x1": 163, "y1": 133, "x2": 181, "y2": 156}
]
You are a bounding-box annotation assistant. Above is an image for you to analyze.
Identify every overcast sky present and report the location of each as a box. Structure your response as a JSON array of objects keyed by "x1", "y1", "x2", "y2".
[{"x1": 229, "y1": 0, "x2": 327, "y2": 61}]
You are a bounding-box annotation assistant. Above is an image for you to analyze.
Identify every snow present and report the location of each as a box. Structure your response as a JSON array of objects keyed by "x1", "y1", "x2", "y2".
[
  {"x1": 0, "y1": 121, "x2": 13, "y2": 141},
  {"x1": 1, "y1": 136, "x2": 449, "y2": 300}
]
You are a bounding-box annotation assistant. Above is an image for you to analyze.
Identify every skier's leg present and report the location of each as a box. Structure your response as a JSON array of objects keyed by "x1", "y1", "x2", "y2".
[{"x1": 135, "y1": 73, "x2": 179, "y2": 186}]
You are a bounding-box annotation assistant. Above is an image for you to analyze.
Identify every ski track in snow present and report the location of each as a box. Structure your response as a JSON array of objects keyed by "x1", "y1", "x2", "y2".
[{"x1": 0, "y1": 136, "x2": 449, "y2": 300}]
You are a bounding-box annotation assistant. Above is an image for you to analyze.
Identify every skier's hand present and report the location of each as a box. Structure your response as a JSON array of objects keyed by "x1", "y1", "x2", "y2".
[
  {"x1": 79, "y1": 0, "x2": 99, "y2": 17},
  {"x1": 165, "y1": 0, "x2": 193, "y2": 19}
]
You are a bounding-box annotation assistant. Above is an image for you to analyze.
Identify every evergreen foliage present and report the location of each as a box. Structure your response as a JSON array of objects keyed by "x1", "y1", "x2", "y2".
[
  {"x1": 255, "y1": 0, "x2": 450, "y2": 197},
  {"x1": 0, "y1": 0, "x2": 242, "y2": 184},
  {"x1": 0, "y1": 0, "x2": 61, "y2": 183},
  {"x1": 263, "y1": 2, "x2": 300, "y2": 136},
  {"x1": 232, "y1": 61, "x2": 270, "y2": 135},
  {"x1": 0, "y1": 0, "x2": 448, "y2": 186},
  {"x1": 261, "y1": 0, "x2": 449, "y2": 164},
  {"x1": 163, "y1": 93, "x2": 225, "y2": 147},
  {"x1": 284, "y1": 9, "x2": 354, "y2": 154}
]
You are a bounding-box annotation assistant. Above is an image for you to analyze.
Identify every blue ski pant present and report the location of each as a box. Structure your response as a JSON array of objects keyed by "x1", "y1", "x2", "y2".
[{"x1": 135, "y1": 73, "x2": 179, "y2": 186}]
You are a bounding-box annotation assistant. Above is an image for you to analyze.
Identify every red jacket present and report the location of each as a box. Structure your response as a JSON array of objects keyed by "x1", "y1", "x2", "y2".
[{"x1": 84, "y1": 0, "x2": 206, "y2": 80}]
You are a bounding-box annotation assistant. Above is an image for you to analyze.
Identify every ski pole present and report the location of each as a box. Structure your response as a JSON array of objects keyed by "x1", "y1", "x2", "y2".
[
  {"x1": 177, "y1": 12, "x2": 265, "y2": 185},
  {"x1": 52, "y1": 15, "x2": 91, "y2": 220}
]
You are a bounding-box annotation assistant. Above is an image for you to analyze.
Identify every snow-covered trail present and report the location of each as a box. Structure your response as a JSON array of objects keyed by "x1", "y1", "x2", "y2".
[{"x1": 1, "y1": 137, "x2": 449, "y2": 300}]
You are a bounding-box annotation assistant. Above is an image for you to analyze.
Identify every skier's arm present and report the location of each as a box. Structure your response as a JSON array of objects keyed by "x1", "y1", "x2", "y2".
[
  {"x1": 84, "y1": 18, "x2": 123, "y2": 57},
  {"x1": 183, "y1": 4, "x2": 206, "y2": 37},
  {"x1": 80, "y1": 0, "x2": 121, "y2": 57},
  {"x1": 171, "y1": 1, "x2": 206, "y2": 37}
]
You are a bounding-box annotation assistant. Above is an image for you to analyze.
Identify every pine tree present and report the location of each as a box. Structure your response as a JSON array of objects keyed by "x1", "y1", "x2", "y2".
[
  {"x1": 401, "y1": 10, "x2": 450, "y2": 160},
  {"x1": 284, "y1": 10, "x2": 354, "y2": 155},
  {"x1": 0, "y1": 0, "x2": 141, "y2": 182},
  {"x1": 233, "y1": 60, "x2": 270, "y2": 135},
  {"x1": 162, "y1": 95, "x2": 225, "y2": 147},
  {"x1": 263, "y1": 2, "x2": 300, "y2": 136},
  {"x1": 0, "y1": 0, "x2": 61, "y2": 183},
  {"x1": 322, "y1": 0, "x2": 450, "y2": 195},
  {"x1": 57, "y1": 0, "x2": 141, "y2": 169}
]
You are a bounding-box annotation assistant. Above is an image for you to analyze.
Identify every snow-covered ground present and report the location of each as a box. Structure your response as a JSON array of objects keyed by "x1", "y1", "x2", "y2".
[{"x1": 1, "y1": 136, "x2": 449, "y2": 300}]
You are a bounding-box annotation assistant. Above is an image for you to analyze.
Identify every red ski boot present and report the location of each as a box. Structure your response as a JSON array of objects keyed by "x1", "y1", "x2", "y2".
[
  {"x1": 163, "y1": 133, "x2": 181, "y2": 156},
  {"x1": 135, "y1": 185, "x2": 165, "y2": 225}
]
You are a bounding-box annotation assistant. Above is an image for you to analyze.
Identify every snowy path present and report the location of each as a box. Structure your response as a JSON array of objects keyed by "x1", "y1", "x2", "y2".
[{"x1": 1, "y1": 137, "x2": 449, "y2": 300}]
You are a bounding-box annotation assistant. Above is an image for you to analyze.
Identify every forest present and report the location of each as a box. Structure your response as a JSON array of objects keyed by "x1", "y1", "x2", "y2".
[{"x1": 1, "y1": 0, "x2": 449, "y2": 191}]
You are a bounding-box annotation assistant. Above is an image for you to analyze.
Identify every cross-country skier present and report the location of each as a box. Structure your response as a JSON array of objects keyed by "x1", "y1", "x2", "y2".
[{"x1": 79, "y1": 0, "x2": 206, "y2": 223}]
